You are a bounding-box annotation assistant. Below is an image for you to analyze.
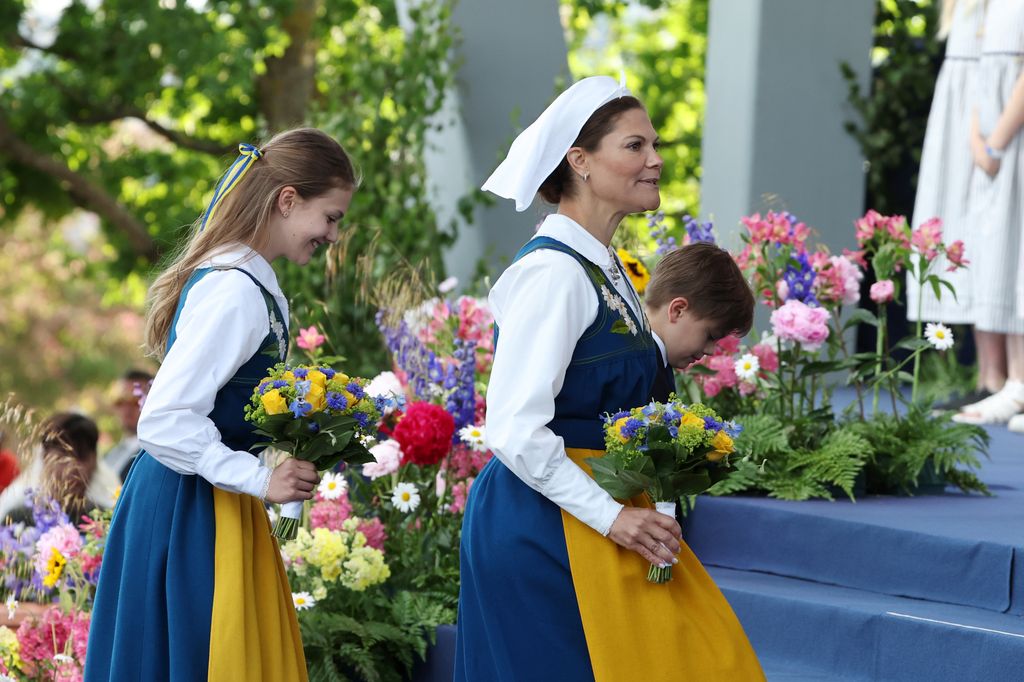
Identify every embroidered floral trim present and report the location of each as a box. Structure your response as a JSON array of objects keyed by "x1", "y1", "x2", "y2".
[
  {"x1": 600, "y1": 284, "x2": 638, "y2": 336},
  {"x1": 269, "y1": 308, "x2": 287, "y2": 360}
]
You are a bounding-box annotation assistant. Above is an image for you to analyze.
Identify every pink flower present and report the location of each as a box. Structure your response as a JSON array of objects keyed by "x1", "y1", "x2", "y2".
[
  {"x1": 362, "y1": 439, "x2": 402, "y2": 479},
  {"x1": 356, "y1": 518, "x2": 387, "y2": 550},
  {"x1": 945, "y1": 240, "x2": 969, "y2": 271},
  {"x1": 715, "y1": 335, "x2": 742, "y2": 355},
  {"x1": 738, "y1": 381, "x2": 758, "y2": 397},
  {"x1": 34, "y1": 523, "x2": 83, "y2": 579},
  {"x1": 448, "y1": 478, "x2": 473, "y2": 514},
  {"x1": 295, "y1": 326, "x2": 326, "y2": 351},
  {"x1": 435, "y1": 469, "x2": 447, "y2": 498},
  {"x1": 911, "y1": 217, "x2": 943, "y2": 262},
  {"x1": 448, "y1": 443, "x2": 491, "y2": 479},
  {"x1": 708, "y1": 354, "x2": 739, "y2": 388},
  {"x1": 770, "y1": 300, "x2": 830, "y2": 351},
  {"x1": 702, "y1": 377, "x2": 723, "y2": 398},
  {"x1": 752, "y1": 343, "x2": 779, "y2": 373},
  {"x1": 815, "y1": 255, "x2": 863, "y2": 307},
  {"x1": 309, "y1": 493, "x2": 352, "y2": 531},
  {"x1": 870, "y1": 279, "x2": 895, "y2": 304},
  {"x1": 776, "y1": 279, "x2": 790, "y2": 301},
  {"x1": 16, "y1": 606, "x2": 90, "y2": 678}
]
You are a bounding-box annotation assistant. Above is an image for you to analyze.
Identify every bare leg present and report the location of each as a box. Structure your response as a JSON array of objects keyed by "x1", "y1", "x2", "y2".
[
  {"x1": 1007, "y1": 333, "x2": 1024, "y2": 382},
  {"x1": 974, "y1": 329, "x2": 1008, "y2": 392}
]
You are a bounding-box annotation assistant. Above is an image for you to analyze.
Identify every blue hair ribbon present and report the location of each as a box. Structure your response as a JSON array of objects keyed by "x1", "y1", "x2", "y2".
[{"x1": 199, "y1": 142, "x2": 263, "y2": 232}]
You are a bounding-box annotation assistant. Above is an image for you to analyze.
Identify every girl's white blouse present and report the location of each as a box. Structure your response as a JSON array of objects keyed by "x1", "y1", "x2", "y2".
[
  {"x1": 485, "y1": 214, "x2": 645, "y2": 536},
  {"x1": 137, "y1": 245, "x2": 289, "y2": 498}
]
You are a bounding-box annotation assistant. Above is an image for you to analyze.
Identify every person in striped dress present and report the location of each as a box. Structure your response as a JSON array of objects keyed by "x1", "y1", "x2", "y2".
[
  {"x1": 955, "y1": 0, "x2": 1024, "y2": 426},
  {"x1": 907, "y1": 0, "x2": 989, "y2": 410}
]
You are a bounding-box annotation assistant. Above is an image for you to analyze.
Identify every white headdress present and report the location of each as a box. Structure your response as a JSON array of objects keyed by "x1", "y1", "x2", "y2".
[{"x1": 482, "y1": 75, "x2": 631, "y2": 212}]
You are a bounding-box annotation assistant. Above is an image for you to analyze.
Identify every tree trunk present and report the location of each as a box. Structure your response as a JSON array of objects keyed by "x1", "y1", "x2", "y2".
[{"x1": 257, "y1": 0, "x2": 321, "y2": 131}]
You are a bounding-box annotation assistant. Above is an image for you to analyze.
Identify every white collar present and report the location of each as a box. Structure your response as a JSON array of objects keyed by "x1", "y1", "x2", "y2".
[
  {"x1": 535, "y1": 213, "x2": 615, "y2": 271},
  {"x1": 651, "y1": 330, "x2": 669, "y2": 367},
  {"x1": 201, "y1": 244, "x2": 285, "y2": 300}
]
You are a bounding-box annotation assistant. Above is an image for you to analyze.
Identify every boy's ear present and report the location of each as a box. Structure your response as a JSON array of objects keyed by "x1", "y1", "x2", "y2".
[{"x1": 668, "y1": 296, "x2": 690, "y2": 322}]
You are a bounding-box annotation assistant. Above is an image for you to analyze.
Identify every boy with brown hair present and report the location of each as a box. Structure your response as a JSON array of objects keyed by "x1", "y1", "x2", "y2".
[{"x1": 644, "y1": 242, "x2": 755, "y2": 401}]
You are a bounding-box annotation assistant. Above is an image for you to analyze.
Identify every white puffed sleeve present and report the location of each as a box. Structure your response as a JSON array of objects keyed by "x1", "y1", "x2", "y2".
[
  {"x1": 485, "y1": 250, "x2": 624, "y2": 536},
  {"x1": 137, "y1": 269, "x2": 273, "y2": 498}
]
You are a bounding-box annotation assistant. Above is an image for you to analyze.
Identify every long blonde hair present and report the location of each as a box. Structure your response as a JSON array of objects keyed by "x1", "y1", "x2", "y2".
[{"x1": 144, "y1": 128, "x2": 357, "y2": 359}]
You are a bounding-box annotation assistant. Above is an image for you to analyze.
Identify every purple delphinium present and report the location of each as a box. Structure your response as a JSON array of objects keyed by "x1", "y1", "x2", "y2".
[
  {"x1": 377, "y1": 310, "x2": 445, "y2": 401},
  {"x1": 783, "y1": 251, "x2": 819, "y2": 306},
  {"x1": 648, "y1": 210, "x2": 678, "y2": 255},
  {"x1": 683, "y1": 214, "x2": 716, "y2": 245}
]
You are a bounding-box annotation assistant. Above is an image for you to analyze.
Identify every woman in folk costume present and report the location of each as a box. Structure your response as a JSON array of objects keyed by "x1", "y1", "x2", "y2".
[
  {"x1": 85, "y1": 128, "x2": 357, "y2": 681},
  {"x1": 455, "y1": 76, "x2": 764, "y2": 681}
]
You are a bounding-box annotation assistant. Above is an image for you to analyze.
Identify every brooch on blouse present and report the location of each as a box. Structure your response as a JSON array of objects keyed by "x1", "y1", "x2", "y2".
[
  {"x1": 266, "y1": 308, "x2": 287, "y2": 361},
  {"x1": 600, "y1": 284, "x2": 638, "y2": 336}
]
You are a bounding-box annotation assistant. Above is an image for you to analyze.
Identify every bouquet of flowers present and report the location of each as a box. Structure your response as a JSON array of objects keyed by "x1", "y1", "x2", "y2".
[
  {"x1": 590, "y1": 399, "x2": 742, "y2": 583},
  {"x1": 244, "y1": 363, "x2": 383, "y2": 539}
]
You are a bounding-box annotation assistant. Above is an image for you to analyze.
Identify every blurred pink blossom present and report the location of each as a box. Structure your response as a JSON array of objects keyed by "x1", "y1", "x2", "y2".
[
  {"x1": 911, "y1": 217, "x2": 943, "y2": 262},
  {"x1": 945, "y1": 240, "x2": 969, "y2": 271},
  {"x1": 770, "y1": 300, "x2": 830, "y2": 351},
  {"x1": 870, "y1": 280, "x2": 895, "y2": 304},
  {"x1": 296, "y1": 326, "x2": 326, "y2": 351},
  {"x1": 363, "y1": 439, "x2": 403, "y2": 480}
]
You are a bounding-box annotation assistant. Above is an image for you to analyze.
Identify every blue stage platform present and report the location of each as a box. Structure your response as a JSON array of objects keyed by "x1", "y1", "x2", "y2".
[{"x1": 686, "y1": 421, "x2": 1024, "y2": 681}]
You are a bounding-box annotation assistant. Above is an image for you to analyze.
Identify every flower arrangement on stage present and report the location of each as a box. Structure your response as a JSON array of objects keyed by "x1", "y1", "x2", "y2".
[
  {"x1": 646, "y1": 209, "x2": 988, "y2": 500},
  {"x1": 592, "y1": 400, "x2": 743, "y2": 583},
  {"x1": 0, "y1": 492, "x2": 111, "y2": 681},
  {"x1": 244, "y1": 363, "x2": 382, "y2": 539}
]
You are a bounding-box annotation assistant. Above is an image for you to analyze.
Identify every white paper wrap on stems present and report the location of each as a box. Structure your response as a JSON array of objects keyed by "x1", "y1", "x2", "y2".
[
  {"x1": 654, "y1": 501, "x2": 677, "y2": 568},
  {"x1": 280, "y1": 500, "x2": 304, "y2": 521}
]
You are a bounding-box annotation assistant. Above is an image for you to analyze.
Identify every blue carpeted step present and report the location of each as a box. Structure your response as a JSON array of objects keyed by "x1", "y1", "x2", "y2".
[
  {"x1": 685, "y1": 495, "x2": 1021, "y2": 613},
  {"x1": 712, "y1": 566, "x2": 1024, "y2": 682}
]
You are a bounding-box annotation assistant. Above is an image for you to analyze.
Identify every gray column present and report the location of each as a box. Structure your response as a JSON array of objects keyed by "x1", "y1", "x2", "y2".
[
  {"x1": 427, "y1": 0, "x2": 570, "y2": 283},
  {"x1": 701, "y1": 0, "x2": 875, "y2": 253}
]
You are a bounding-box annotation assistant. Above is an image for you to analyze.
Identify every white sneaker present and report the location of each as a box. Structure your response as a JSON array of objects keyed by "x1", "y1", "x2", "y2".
[{"x1": 953, "y1": 380, "x2": 1024, "y2": 425}]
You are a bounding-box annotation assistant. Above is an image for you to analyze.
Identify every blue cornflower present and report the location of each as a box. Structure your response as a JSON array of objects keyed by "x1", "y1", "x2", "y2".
[
  {"x1": 290, "y1": 399, "x2": 312, "y2": 418},
  {"x1": 621, "y1": 417, "x2": 644, "y2": 440},
  {"x1": 294, "y1": 380, "x2": 312, "y2": 398},
  {"x1": 258, "y1": 381, "x2": 272, "y2": 394},
  {"x1": 346, "y1": 382, "x2": 365, "y2": 400},
  {"x1": 326, "y1": 391, "x2": 347, "y2": 411},
  {"x1": 354, "y1": 412, "x2": 370, "y2": 428},
  {"x1": 663, "y1": 405, "x2": 682, "y2": 424},
  {"x1": 272, "y1": 380, "x2": 289, "y2": 389},
  {"x1": 703, "y1": 416, "x2": 725, "y2": 432},
  {"x1": 321, "y1": 368, "x2": 336, "y2": 379},
  {"x1": 293, "y1": 368, "x2": 308, "y2": 379}
]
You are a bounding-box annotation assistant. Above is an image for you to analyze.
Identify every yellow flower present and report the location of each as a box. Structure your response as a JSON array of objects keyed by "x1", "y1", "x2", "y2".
[
  {"x1": 680, "y1": 412, "x2": 705, "y2": 429},
  {"x1": 612, "y1": 417, "x2": 631, "y2": 443},
  {"x1": 306, "y1": 383, "x2": 327, "y2": 412},
  {"x1": 282, "y1": 371, "x2": 296, "y2": 384},
  {"x1": 617, "y1": 248, "x2": 650, "y2": 294},
  {"x1": 261, "y1": 388, "x2": 289, "y2": 415},
  {"x1": 708, "y1": 431, "x2": 734, "y2": 462},
  {"x1": 307, "y1": 369, "x2": 327, "y2": 389},
  {"x1": 42, "y1": 547, "x2": 66, "y2": 588}
]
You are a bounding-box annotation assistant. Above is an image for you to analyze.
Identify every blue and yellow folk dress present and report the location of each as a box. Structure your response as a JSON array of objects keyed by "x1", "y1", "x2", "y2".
[
  {"x1": 85, "y1": 268, "x2": 306, "y2": 682},
  {"x1": 456, "y1": 237, "x2": 764, "y2": 681}
]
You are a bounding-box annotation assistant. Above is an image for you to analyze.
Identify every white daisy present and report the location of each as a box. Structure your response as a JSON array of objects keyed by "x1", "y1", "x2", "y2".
[
  {"x1": 318, "y1": 472, "x2": 347, "y2": 500},
  {"x1": 5, "y1": 594, "x2": 17, "y2": 620},
  {"x1": 391, "y1": 482, "x2": 421, "y2": 513},
  {"x1": 734, "y1": 353, "x2": 760, "y2": 381},
  {"x1": 459, "y1": 424, "x2": 487, "y2": 451},
  {"x1": 924, "y1": 322, "x2": 954, "y2": 351},
  {"x1": 292, "y1": 591, "x2": 316, "y2": 610}
]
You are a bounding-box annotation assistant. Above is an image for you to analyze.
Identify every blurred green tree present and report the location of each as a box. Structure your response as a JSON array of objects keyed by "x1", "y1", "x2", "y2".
[{"x1": 0, "y1": 0, "x2": 456, "y2": 382}]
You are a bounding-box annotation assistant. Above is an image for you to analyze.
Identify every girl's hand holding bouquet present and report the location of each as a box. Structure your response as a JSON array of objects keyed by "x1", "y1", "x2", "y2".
[{"x1": 245, "y1": 363, "x2": 384, "y2": 539}]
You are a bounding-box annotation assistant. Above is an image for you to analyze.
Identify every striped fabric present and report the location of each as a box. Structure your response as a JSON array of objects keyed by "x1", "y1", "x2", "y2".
[
  {"x1": 969, "y1": 0, "x2": 1024, "y2": 332},
  {"x1": 907, "y1": 0, "x2": 984, "y2": 324}
]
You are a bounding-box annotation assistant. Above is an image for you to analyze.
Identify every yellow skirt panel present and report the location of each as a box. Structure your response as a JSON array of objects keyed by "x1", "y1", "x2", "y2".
[
  {"x1": 562, "y1": 447, "x2": 765, "y2": 682},
  {"x1": 209, "y1": 488, "x2": 308, "y2": 681}
]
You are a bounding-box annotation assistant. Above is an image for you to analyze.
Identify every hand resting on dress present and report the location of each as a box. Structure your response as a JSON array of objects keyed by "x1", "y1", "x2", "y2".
[
  {"x1": 264, "y1": 458, "x2": 320, "y2": 504},
  {"x1": 607, "y1": 506, "x2": 682, "y2": 567}
]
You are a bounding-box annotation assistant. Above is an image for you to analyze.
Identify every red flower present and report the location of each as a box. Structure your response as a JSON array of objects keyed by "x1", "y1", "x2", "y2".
[{"x1": 392, "y1": 402, "x2": 455, "y2": 466}]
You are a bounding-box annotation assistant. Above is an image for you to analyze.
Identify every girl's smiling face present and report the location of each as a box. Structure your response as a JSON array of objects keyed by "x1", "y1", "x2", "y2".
[{"x1": 264, "y1": 185, "x2": 354, "y2": 265}]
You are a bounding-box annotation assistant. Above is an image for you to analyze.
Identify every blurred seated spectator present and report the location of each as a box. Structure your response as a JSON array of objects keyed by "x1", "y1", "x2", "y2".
[
  {"x1": 0, "y1": 413, "x2": 119, "y2": 523},
  {"x1": 0, "y1": 431, "x2": 18, "y2": 493},
  {"x1": 104, "y1": 369, "x2": 153, "y2": 482}
]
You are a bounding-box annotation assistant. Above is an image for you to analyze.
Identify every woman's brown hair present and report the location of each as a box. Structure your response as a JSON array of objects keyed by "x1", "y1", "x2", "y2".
[
  {"x1": 538, "y1": 95, "x2": 645, "y2": 205},
  {"x1": 144, "y1": 128, "x2": 357, "y2": 358}
]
